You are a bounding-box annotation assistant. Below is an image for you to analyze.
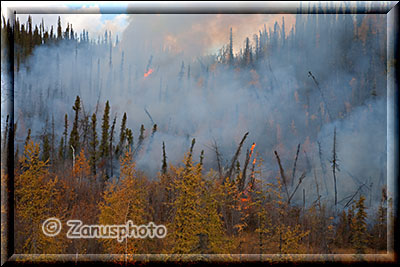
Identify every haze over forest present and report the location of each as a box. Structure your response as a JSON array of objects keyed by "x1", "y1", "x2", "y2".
[{"x1": 1, "y1": 1, "x2": 395, "y2": 258}]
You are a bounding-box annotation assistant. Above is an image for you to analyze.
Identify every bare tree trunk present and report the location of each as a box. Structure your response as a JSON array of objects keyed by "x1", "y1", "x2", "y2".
[
  {"x1": 225, "y1": 132, "x2": 248, "y2": 184},
  {"x1": 274, "y1": 150, "x2": 290, "y2": 202},
  {"x1": 291, "y1": 143, "x2": 300, "y2": 187},
  {"x1": 332, "y1": 127, "x2": 338, "y2": 207}
]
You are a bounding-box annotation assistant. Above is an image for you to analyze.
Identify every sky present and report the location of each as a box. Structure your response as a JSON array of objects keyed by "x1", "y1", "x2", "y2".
[
  {"x1": 1, "y1": 2, "x2": 296, "y2": 55},
  {"x1": 1, "y1": 2, "x2": 130, "y2": 43}
]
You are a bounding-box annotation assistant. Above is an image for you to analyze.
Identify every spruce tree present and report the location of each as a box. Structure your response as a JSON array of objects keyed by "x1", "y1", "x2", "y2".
[
  {"x1": 116, "y1": 112, "x2": 127, "y2": 156},
  {"x1": 109, "y1": 116, "x2": 117, "y2": 177},
  {"x1": 89, "y1": 113, "x2": 98, "y2": 175},
  {"x1": 351, "y1": 195, "x2": 368, "y2": 254},
  {"x1": 99, "y1": 101, "x2": 110, "y2": 158},
  {"x1": 135, "y1": 124, "x2": 145, "y2": 155},
  {"x1": 161, "y1": 141, "x2": 167, "y2": 175},
  {"x1": 126, "y1": 128, "x2": 133, "y2": 151},
  {"x1": 57, "y1": 16, "x2": 62, "y2": 40},
  {"x1": 69, "y1": 96, "x2": 81, "y2": 159},
  {"x1": 58, "y1": 136, "x2": 64, "y2": 162},
  {"x1": 42, "y1": 134, "x2": 50, "y2": 162},
  {"x1": 63, "y1": 114, "x2": 68, "y2": 159},
  {"x1": 171, "y1": 146, "x2": 203, "y2": 254},
  {"x1": 24, "y1": 129, "x2": 31, "y2": 148}
]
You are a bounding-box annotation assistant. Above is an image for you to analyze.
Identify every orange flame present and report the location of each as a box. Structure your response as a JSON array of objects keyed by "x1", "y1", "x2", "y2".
[
  {"x1": 252, "y1": 158, "x2": 256, "y2": 165},
  {"x1": 249, "y1": 142, "x2": 256, "y2": 158},
  {"x1": 144, "y1": 68, "x2": 154, "y2": 78}
]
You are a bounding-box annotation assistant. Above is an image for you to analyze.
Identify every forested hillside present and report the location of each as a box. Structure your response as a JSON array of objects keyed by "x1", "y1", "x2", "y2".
[{"x1": 0, "y1": 2, "x2": 393, "y2": 258}]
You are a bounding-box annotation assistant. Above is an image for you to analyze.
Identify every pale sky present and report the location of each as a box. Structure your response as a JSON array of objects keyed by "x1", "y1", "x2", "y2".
[{"x1": 2, "y1": 2, "x2": 130, "y2": 42}]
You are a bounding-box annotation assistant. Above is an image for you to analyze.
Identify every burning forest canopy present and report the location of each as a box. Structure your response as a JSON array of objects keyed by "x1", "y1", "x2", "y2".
[{"x1": 0, "y1": 3, "x2": 396, "y2": 257}]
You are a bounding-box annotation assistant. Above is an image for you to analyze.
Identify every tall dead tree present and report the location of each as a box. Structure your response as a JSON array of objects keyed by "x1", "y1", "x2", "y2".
[
  {"x1": 291, "y1": 143, "x2": 300, "y2": 187},
  {"x1": 274, "y1": 150, "x2": 290, "y2": 202},
  {"x1": 308, "y1": 71, "x2": 333, "y2": 122},
  {"x1": 331, "y1": 127, "x2": 340, "y2": 207},
  {"x1": 225, "y1": 132, "x2": 248, "y2": 184},
  {"x1": 240, "y1": 149, "x2": 250, "y2": 191},
  {"x1": 288, "y1": 172, "x2": 306, "y2": 204},
  {"x1": 109, "y1": 115, "x2": 117, "y2": 177},
  {"x1": 161, "y1": 141, "x2": 167, "y2": 175}
]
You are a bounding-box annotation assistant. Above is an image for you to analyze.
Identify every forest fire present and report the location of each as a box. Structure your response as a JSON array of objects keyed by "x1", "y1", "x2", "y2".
[
  {"x1": 144, "y1": 68, "x2": 154, "y2": 78},
  {"x1": 249, "y1": 142, "x2": 256, "y2": 158},
  {"x1": 2, "y1": 3, "x2": 392, "y2": 259}
]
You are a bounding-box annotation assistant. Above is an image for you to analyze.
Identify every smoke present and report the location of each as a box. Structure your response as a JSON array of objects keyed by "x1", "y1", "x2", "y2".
[
  {"x1": 121, "y1": 14, "x2": 295, "y2": 58},
  {"x1": 11, "y1": 13, "x2": 388, "y2": 211}
]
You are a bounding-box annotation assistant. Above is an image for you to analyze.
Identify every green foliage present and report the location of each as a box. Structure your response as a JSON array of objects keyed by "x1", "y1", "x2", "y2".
[
  {"x1": 69, "y1": 96, "x2": 81, "y2": 158},
  {"x1": 100, "y1": 101, "x2": 110, "y2": 158},
  {"x1": 116, "y1": 112, "x2": 127, "y2": 156},
  {"x1": 89, "y1": 113, "x2": 98, "y2": 175},
  {"x1": 351, "y1": 195, "x2": 368, "y2": 254},
  {"x1": 42, "y1": 134, "x2": 50, "y2": 162}
]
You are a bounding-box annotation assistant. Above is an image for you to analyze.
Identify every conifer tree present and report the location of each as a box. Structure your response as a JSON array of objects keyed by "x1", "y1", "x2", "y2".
[
  {"x1": 89, "y1": 113, "x2": 98, "y2": 175},
  {"x1": 116, "y1": 112, "x2": 127, "y2": 156},
  {"x1": 15, "y1": 141, "x2": 62, "y2": 253},
  {"x1": 69, "y1": 96, "x2": 81, "y2": 159},
  {"x1": 134, "y1": 124, "x2": 145, "y2": 157},
  {"x1": 51, "y1": 115, "x2": 55, "y2": 165},
  {"x1": 171, "y1": 147, "x2": 203, "y2": 254},
  {"x1": 351, "y1": 195, "x2": 368, "y2": 254},
  {"x1": 126, "y1": 128, "x2": 133, "y2": 151},
  {"x1": 109, "y1": 116, "x2": 117, "y2": 177},
  {"x1": 24, "y1": 129, "x2": 31, "y2": 148},
  {"x1": 99, "y1": 101, "x2": 110, "y2": 158},
  {"x1": 198, "y1": 172, "x2": 231, "y2": 253},
  {"x1": 57, "y1": 16, "x2": 62, "y2": 40},
  {"x1": 161, "y1": 141, "x2": 167, "y2": 175},
  {"x1": 372, "y1": 187, "x2": 387, "y2": 250},
  {"x1": 58, "y1": 136, "x2": 64, "y2": 162},
  {"x1": 42, "y1": 134, "x2": 50, "y2": 162},
  {"x1": 99, "y1": 149, "x2": 148, "y2": 254},
  {"x1": 72, "y1": 149, "x2": 91, "y2": 185}
]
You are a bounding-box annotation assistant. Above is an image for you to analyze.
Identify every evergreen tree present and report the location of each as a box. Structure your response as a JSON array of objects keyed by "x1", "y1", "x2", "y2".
[
  {"x1": 69, "y1": 96, "x2": 81, "y2": 159},
  {"x1": 58, "y1": 136, "x2": 64, "y2": 162},
  {"x1": 72, "y1": 149, "x2": 91, "y2": 185},
  {"x1": 42, "y1": 134, "x2": 50, "y2": 162},
  {"x1": 89, "y1": 113, "x2": 98, "y2": 175},
  {"x1": 351, "y1": 195, "x2": 368, "y2": 254},
  {"x1": 99, "y1": 150, "x2": 148, "y2": 253},
  {"x1": 161, "y1": 141, "x2": 167, "y2": 175},
  {"x1": 57, "y1": 16, "x2": 62, "y2": 40},
  {"x1": 116, "y1": 112, "x2": 127, "y2": 156},
  {"x1": 109, "y1": 115, "x2": 117, "y2": 177},
  {"x1": 126, "y1": 128, "x2": 133, "y2": 151},
  {"x1": 51, "y1": 115, "x2": 55, "y2": 165},
  {"x1": 24, "y1": 128, "x2": 31, "y2": 148},
  {"x1": 15, "y1": 141, "x2": 62, "y2": 253},
  {"x1": 63, "y1": 114, "x2": 68, "y2": 160},
  {"x1": 100, "y1": 101, "x2": 110, "y2": 158},
  {"x1": 135, "y1": 124, "x2": 145, "y2": 155},
  {"x1": 171, "y1": 147, "x2": 203, "y2": 254}
]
